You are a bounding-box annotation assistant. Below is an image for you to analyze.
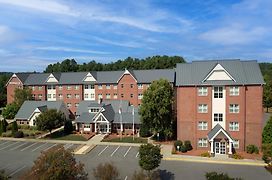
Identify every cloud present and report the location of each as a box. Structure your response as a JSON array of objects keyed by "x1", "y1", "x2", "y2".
[
  {"x1": 35, "y1": 46, "x2": 110, "y2": 54},
  {"x1": 91, "y1": 36, "x2": 142, "y2": 48}
]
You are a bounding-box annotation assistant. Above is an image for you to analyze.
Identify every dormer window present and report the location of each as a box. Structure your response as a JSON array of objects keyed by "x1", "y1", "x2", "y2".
[{"x1": 89, "y1": 108, "x2": 100, "y2": 113}]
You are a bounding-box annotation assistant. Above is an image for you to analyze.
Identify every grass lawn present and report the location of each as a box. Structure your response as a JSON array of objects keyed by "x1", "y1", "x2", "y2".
[
  {"x1": 46, "y1": 130, "x2": 88, "y2": 141},
  {"x1": 102, "y1": 136, "x2": 148, "y2": 143}
]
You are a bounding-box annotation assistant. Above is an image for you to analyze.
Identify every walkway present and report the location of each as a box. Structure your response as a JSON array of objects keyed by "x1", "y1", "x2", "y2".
[{"x1": 36, "y1": 126, "x2": 64, "y2": 139}]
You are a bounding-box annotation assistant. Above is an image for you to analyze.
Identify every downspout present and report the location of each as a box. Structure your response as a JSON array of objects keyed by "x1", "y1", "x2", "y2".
[{"x1": 244, "y1": 85, "x2": 247, "y2": 151}]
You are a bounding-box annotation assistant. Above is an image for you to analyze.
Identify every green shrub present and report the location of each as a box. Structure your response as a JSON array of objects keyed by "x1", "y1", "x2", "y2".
[
  {"x1": 265, "y1": 164, "x2": 272, "y2": 174},
  {"x1": 174, "y1": 140, "x2": 183, "y2": 151},
  {"x1": 29, "y1": 133, "x2": 35, "y2": 136},
  {"x1": 184, "y1": 140, "x2": 193, "y2": 151},
  {"x1": 13, "y1": 131, "x2": 24, "y2": 138},
  {"x1": 262, "y1": 144, "x2": 272, "y2": 164},
  {"x1": 19, "y1": 125, "x2": 30, "y2": 129},
  {"x1": 29, "y1": 126, "x2": 37, "y2": 131},
  {"x1": 246, "y1": 144, "x2": 259, "y2": 154},
  {"x1": 24, "y1": 133, "x2": 29, "y2": 137},
  {"x1": 201, "y1": 152, "x2": 211, "y2": 158},
  {"x1": 171, "y1": 146, "x2": 177, "y2": 154},
  {"x1": 205, "y1": 172, "x2": 242, "y2": 180},
  {"x1": 11, "y1": 121, "x2": 18, "y2": 135},
  {"x1": 2, "y1": 132, "x2": 7, "y2": 137},
  {"x1": 6, "y1": 124, "x2": 12, "y2": 131},
  {"x1": 180, "y1": 145, "x2": 187, "y2": 153},
  {"x1": 64, "y1": 120, "x2": 73, "y2": 134},
  {"x1": 232, "y1": 153, "x2": 243, "y2": 159},
  {"x1": 6, "y1": 133, "x2": 12, "y2": 137},
  {"x1": 139, "y1": 125, "x2": 151, "y2": 137}
]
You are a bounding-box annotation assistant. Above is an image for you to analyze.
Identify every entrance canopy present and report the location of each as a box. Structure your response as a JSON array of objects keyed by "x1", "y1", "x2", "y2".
[{"x1": 208, "y1": 124, "x2": 233, "y2": 143}]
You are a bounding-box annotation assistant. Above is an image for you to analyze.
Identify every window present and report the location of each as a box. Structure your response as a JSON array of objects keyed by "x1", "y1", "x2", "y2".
[
  {"x1": 121, "y1": 94, "x2": 124, "y2": 98},
  {"x1": 38, "y1": 86, "x2": 43, "y2": 90},
  {"x1": 84, "y1": 124, "x2": 90, "y2": 128},
  {"x1": 229, "y1": 122, "x2": 239, "y2": 131},
  {"x1": 130, "y1": 84, "x2": 134, "y2": 88},
  {"x1": 84, "y1": 94, "x2": 88, "y2": 99},
  {"x1": 98, "y1": 85, "x2": 102, "y2": 89},
  {"x1": 198, "y1": 104, "x2": 208, "y2": 113},
  {"x1": 113, "y1": 93, "x2": 118, "y2": 99},
  {"x1": 198, "y1": 87, "x2": 208, "y2": 96},
  {"x1": 58, "y1": 94, "x2": 63, "y2": 100},
  {"x1": 121, "y1": 84, "x2": 124, "y2": 88},
  {"x1": 214, "y1": 113, "x2": 223, "y2": 122},
  {"x1": 75, "y1": 85, "x2": 79, "y2": 90},
  {"x1": 90, "y1": 94, "x2": 95, "y2": 99},
  {"x1": 67, "y1": 85, "x2": 71, "y2": 90},
  {"x1": 89, "y1": 108, "x2": 100, "y2": 113},
  {"x1": 113, "y1": 85, "x2": 117, "y2": 89},
  {"x1": 53, "y1": 94, "x2": 56, "y2": 98},
  {"x1": 214, "y1": 86, "x2": 223, "y2": 98},
  {"x1": 38, "y1": 94, "x2": 43, "y2": 99},
  {"x1": 138, "y1": 94, "x2": 143, "y2": 99},
  {"x1": 106, "y1": 94, "x2": 110, "y2": 99},
  {"x1": 130, "y1": 94, "x2": 134, "y2": 98},
  {"x1": 198, "y1": 138, "x2": 208, "y2": 147},
  {"x1": 233, "y1": 140, "x2": 239, "y2": 148},
  {"x1": 230, "y1": 87, "x2": 239, "y2": 96},
  {"x1": 31, "y1": 94, "x2": 35, "y2": 99},
  {"x1": 90, "y1": 84, "x2": 94, "y2": 89},
  {"x1": 48, "y1": 85, "x2": 56, "y2": 90},
  {"x1": 198, "y1": 121, "x2": 208, "y2": 130},
  {"x1": 106, "y1": 85, "x2": 111, "y2": 89},
  {"x1": 67, "y1": 94, "x2": 72, "y2": 99},
  {"x1": 138, "y1": 84, "x2": 143, "y2": 89},
  {"x1": 229, "y1": 104, "x2": 239, "y2": 113},
  {"x1": 75, "y1": 94, "x2": 80, "y2": 99},
  {"x1": 67, "y1": 103, "x2": 72, "y2": 108},
  {"x1": 47, "y1": 94, "x2": 51, "y2": 98},
  {"x1": 84, "y1": 85, "x2": 89, "y2": 89},
  {"x1": 98, "y1": 94, "x2": 103, "y2": 99},
  {"x1": 75, "y1": 103, "x2": 79, "y2": 107},
  {"x1": 47, "y1": 85, "x2": 51, "y2": 90},
  {"x1": 31, "y1": 86, "x2": 35, "y2": 91},
  {"x1": 58, "y1": 85, "x2": 62, "y2": 90}
]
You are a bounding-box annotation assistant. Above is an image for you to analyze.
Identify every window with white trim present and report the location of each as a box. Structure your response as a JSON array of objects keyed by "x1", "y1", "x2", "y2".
[
  {"x1": 229, "y1": 104, "x2": 239, "y2": 113},
  {"x1": 67, "y1": 85, "x2": 71, "y2": 90},
  {"x1": 38, "y1": 86, "x2": 43, "y2": 90},
  {"x1": 98, "y1": 94, "x2": 103, "y2": 99},
  {"x1": 214, "y1": 86, "x2": 223, "y2": 98},
  {"x1": 67, "y1": 94, "x2": 72, "y2": 99},
  {"x1": 138, "y1": 84, "x2": 143, "y2": 89},
  {"x1": 229, "y1": 122, "x2": 239, "y2": 131},
  {"x1": 84, "y1": 85, "x2": 89, "y2": 89},
  {"x1": 90, "y1": 84, "x2": 94, "y2": 89},
  {"x1": 75, "y1": 94, "x2": 80, "y2": 99},
  {"x1": 233, "y1": 140, "x2": 239, "y2": 148},
  {"x1": 214, "y1": 113, "x2": 223, "y2": 122},
  {"x1": 38, "y1": 94, "x2": 43, "y2": 99},
  {"x1": 47, "y1": 94, "x2": 51, "y2": 98},
  {"x1": 198, "y1": 138, "x2": 208, "y2": 147},
  {"x1": 90, "y1": 93, "x2": 95, "y2": 99},
  {"x1": 138, "y1": 94, "x2": 143, "y2": 99},
  {"x1": 84, "y1": 124, "x2": 90, "y2": 128},
  {"x1": 53, "y1": 94, "x2": 56, "y2": 98},
  {"x1": 89, "y1": 108, "x2": 100, "y2": 113},
  {"x1": 67, "y1": 103, "x2": 72, "y2": 108},
  {"x1": 31, "y1": 86, "x2": 35, "y2": 91},
  {"x1": 84, "y1": 94, "x2": 88, "y2": 99},
  {"x1": 75, "y1": 85, "x2": 79, "y2": 90},
  {"x1": 32, "y1": 94, "x2": 35, "y2": 99},
  {"x1": 113, "y1": 85, "x2": 117, "y2": 89},
  {"x1": 98, "y1": 85, "x2": 103, "y2": 89},
  {"x1": 106, "y1": 94, "x2": 110, "y2": 99},
  {"x1": 58, "y1": 94, "x2": 63, "y2": 100},
  {"x1": 75, "y1": 103, "x2": 79, "y2": 108},
  {"x1": 198, "y1": 104, "x2": 208, "y2": 113},
  {"x1": 198, "y1": 87, "x2": 208, "y2": 96},
  {"x1": 198, "y1": 121, "x2": 208, "y2": 130},
  {"x1": 58, "y1": 85, "x2": 62, "y2": 90},
  {"x1": 106, "y1": 84, "x2": 111, "y2": 89},
  {"x1": 230, "y1": 87, "x2": 239, "y2": 96},
  {"x1": 113, "y1": 93, "x2": 118, "y2": 99}
]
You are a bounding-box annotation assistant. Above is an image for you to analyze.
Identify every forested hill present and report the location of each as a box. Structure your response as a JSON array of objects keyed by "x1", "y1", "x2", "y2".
[{"x1": 44, "y1": 55, "x2": 185, "y2": 73}]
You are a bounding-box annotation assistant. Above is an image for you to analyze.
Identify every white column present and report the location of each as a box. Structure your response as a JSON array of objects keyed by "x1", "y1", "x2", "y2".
[
  {"x1": 94, "y1": 122, "x2": 97, "y2": 133},
  {"x1": 107, "y1": 123, "x2": 110, "y2": 133},
  {"x1": 210, "y1": 140, "x2": 214, "y2": 154},
  {"x1": 228, "y1": 141, "x2": 232, "y2": 154}
]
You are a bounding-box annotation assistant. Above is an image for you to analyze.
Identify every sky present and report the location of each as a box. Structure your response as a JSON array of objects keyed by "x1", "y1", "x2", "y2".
[{"x1": 0, "y1": 0, "x2": 271, "y2": 72}]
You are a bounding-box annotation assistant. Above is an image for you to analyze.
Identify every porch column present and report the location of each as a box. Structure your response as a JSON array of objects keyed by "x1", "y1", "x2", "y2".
[
  {"x1": 107, "y1": 123, "x2": 110, "y2": 133},
  {"x1": 94, "y1": 122, "x2": 97, "y2": 133},
  {"x1": 228, "y1": 141, "x2": 232, "y2": 154},
  {"x1": 210, "y1": 140, "x2": 214, "y2": 154}
]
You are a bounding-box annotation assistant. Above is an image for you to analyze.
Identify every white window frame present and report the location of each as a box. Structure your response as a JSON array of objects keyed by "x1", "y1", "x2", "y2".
[
  {"x1": 90, "y1": 84, "x2": 95, "y2": 89},
  {"x1": 67, "y1": 85, "x2": 72, "y2": 90},
  {"x1": 198, "y1": 121, "x2": 208, "y2": 130},
  {"x1": 233, "y1": 139, "x2": 239, "y2": 148},
  {"x1": 84, "y1": 85, "x2": 89, "y2": 89},
  {"x1": 38, "y1": 94, "x2": 43, "y2": 99},
  {"x1": 214, "y1": 113, "x2": 223, "y2": 122},
  {"x1": 98, "y1": 94, "x2": 103, "y2": 99},
  {"x1": 198, "y1": 104, "x2": 208, "y2": 113},
  {"x1": 229, "y1": 104, "x2": 239, "y2": 113},
  {"x1": 229, "y1": 122, "x2": 239, "y2": 131},
  {"x1": 230, "y1": 87, "x2": 239, "y2": 96},
  {"x1": 32, "y1": 86, "x2": 35, "y2": 91},
  {"x1": 67, "y1": 94, "x2": 72, "y2": 99},
  {"x1": 214, "y1": 86, "x2": 223, "y2": 98},
  {"x1": 75, "y1": 85, "x2": 79, "y2": 90},
  {"x1": 38, "y1": 86, "x2": 43, "y2": 90},
  {"x1": 75, "y1": 103, "x2": 79, "y2": 108},
  {"x1": 198, "y1": 138, "x2": 208, "y2": 147},
  {"x1": 90, "y1": 93, "x2": 95, "y2": 99},
  {"x1": 67, "y1": 103, "x2": 72, "y2": 108},
  {"x1": 106, "y1": 85, "x2": 111, "y2": 89},
  {"x1": 98, "y1": 85, "x2": 103, "y2": 89},
  {"x1": 113, "y1": 94, "x2": 118, "y2": 99},
  {"x1": 138, "y1": 84, "x2": 143, "y2": 89},
  {"x1": 84, "y1": 94, "x2": 88, "y2": 99},
  {"x1": 113, "y1": 85, "x2": 117, "y2": 89},
  {"x1": 58, "y1": 94, "x2": 63, "y2": 100},
  {"x1": 75, "y1": 94, "x2": 80, "y2": 99},
  {"x1": 58, "y1": 85, "x2": 62, "y2": 90},
  {"x1": 198, "y1": 87, "x2": 208, "y2": 96},
  {"x1": 138, "y1": 93, "x2": 143, "y2": 99},
  {"x1": 47, "y1": 94, "x2": 51, "y2": 98},
  {"x1": 106, "y1": 94, "x2": 110, "y2": 99}
]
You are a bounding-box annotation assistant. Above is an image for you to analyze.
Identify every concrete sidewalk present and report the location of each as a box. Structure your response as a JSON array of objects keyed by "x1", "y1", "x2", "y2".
[{"x1": 161, "y1": 145, "x2": 266, "y2": 167}]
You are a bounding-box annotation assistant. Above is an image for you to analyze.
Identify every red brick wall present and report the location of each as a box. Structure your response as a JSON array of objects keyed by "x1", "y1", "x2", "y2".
[
  {"x1": 7, "y1": 76, "x2": 23, "y2": 104},
  {"x1": 117, "y1": 74, "x2": 138, "y2": 106},
  {"x1": 61, "y1": 85, "x2": 83, "y2": 115},
  {"x1": 28, "y1": 85, "x2": 46, "y2": 101}
]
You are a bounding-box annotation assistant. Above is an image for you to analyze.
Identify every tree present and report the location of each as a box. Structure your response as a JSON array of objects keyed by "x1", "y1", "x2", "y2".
[
  {"x1": 11, "y1": 121, "x2": 18, "y2": 135},
  {"x1": 140, "y1": 79, "x2": 174, "y2": 140},
  {"x1": 93, "y1": 163, "x2": 119, "y2": 180},
  {"x1": 263, "y1": 116, "x2": 272, "y2": 144},
  {"x1": 2, "y1": 119, "x2": 7, "y2": 132},
  {"x1": 0, "y1": 121, "x2": 3, "y2": 136},
  {"x1": 2, "y1": 103, "x2": 20, "y2": 119},
  {"x1": 22, "y1": 145, "x2": 87, "y2": 180},
  {"x1": 132, "y1": 170, "x2": 160, "y2": 180},
  {"x1": 263, "y1": 75, "x2": 272, "y2": 112},
  {"x1": 64, "y1": 120, "x2": 74, "y2": 134},
  {"x1": 14, "y1": 88, "x2": 32, "y2": 107},
  {"x1": 0, "y1": 72, "x2": 12, "y2": 107},
  {"x1": 36, "y1": 109, "x2": 65, "y2": 133},
  {"x1": 139, "y1": 143, "x2": 163, "y2": 174}
]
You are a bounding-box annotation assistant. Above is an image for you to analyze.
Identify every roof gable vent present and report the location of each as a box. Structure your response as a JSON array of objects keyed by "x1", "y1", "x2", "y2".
[{"x1": 202, "y1": 64, "x2": 236, "y2": 82}]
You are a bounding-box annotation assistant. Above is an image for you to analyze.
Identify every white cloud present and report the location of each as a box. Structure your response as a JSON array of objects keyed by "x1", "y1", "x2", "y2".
[
  {"x1": 35, "y1": 46, "x2": 110, "y2": 54},
  {"x1": 91, "y1": 36, "x2": 142, "y2": 48}
]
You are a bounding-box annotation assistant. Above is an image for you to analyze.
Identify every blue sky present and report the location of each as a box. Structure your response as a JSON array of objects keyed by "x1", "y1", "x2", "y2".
[{"x1": 0, "y1": 0, "x2": 271, "y2": 72}]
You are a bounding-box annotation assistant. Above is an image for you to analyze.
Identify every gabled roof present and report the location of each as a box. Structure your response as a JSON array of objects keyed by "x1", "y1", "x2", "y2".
[
  {"x1": 207, "y1": 124, "x2": 233, "y2": 142},
  {"x1": 176, "y1": 60, "x2": 265, "y2": 86},
  {"x1": 117, "y1": 69, "x2": 137, "y2": 83}
]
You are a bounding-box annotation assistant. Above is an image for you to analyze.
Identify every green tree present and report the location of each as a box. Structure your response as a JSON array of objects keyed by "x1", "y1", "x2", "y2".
[
  {"x1": 140, "y1": 79, "x2": 174, "y2": 140},
  {"x1": 132, "y1": 170, "x2": 160, "y2": 180},
  {"x1": 139, "y1": 144, "x2": 163, "y2": 174},
  {"x1": 262, "y1": 144, "x2": 272, "y2": 164},
  {"x1": 93, "y1": 163, "x2": 119, "y2": 180},
  {"x1": 14, "y1": 88, "x2": 32, "y2": 107},
  {"x1": 263, "y1": 75, "x2": 272, "y2": 112},
  {"x1": 0, "y1": 121, "x2": 3, "y2": 136},
  {"x1": 263, "y1": 116, "x2": 272, "y2": 144},
  {"x1": 11, "y1": 121, "x2": 18, "y2": 135},
  {"x1": 22, "y1": 145, "x2": 87, "y2": 180},
  {"x1": 64, "y1": 120, "x2": 73, "y2": 134},
  {"x1": 2, "y1": 119, "x2": 7, "y2": 132},
  {"x1": 0, "y1": 72, "x2": 12, "y2": 107},
  {"x1": 2, "y1": 103, "x2": 20, "y2": 119},
  {"x1": 36, "y1": 109, "x2": 65, "y2": 134}
]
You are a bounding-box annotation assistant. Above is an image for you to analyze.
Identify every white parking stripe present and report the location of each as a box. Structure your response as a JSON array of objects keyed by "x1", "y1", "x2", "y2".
[
  {"x1": 0, "y1": 141, "x2": 11, "y2": 146},
  {"x1": 21, "y1": 142, "x2": 38, "y2": 151},
  {"x1": 65, "y1": 144, "x2": 74, "y2": 149},
  {"x1": 124, "y1": 176, "x2": 128, "y2": 180},
  {"x1": 98, "y1": 145, "x2": 108, "y2": 156},
  {"x1": 136, "y1": 152, "x2": 139, "y2": 158},
  {"x1": 31, "y1": 142, "x2": 48, "y2": 152},
  {"x1": 9, "y1": 142, "x2": 28, "y2": 151},
  {"x1": 124, "y1": 146, "x2": 131, "y2": 157},
  {"x1": 111, "y1": 146, "x2": 120, "y2": 157},
  {"x1": 9, "y1": 165, "x2": 26, "y2": 177},
  {"x1": 43, "y1": 144, "x2": 57, "y2": 151},
  {"x1": 0, "y1": 141, "x2": 20, "y2": 151}
]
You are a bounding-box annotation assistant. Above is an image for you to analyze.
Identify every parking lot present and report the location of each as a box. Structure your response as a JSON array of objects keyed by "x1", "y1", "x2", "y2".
[{"x1": 0, "y1": 140, "x2": 81, "y2": 179}]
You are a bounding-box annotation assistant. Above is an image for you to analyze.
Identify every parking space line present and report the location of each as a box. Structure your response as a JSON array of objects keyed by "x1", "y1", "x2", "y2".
[
  {"x1": 136, "y1": 152, "x2": 139, "y2": 158},
  {"x1": 21, "y1": 142, "x2": 38, "y2": 151},
  {"x1": 65, "y1": 144, "x2": 74, "y2": 149},
  {"x1": 124, "y1": 176, "x2": 128, "y2": 180},
  {"x1": 111, "y1": 146, "x2": 120, "y2": 157},
  {"x1": 43, "y1": 143, "x2": 57, "y2": 151},
  {"x1": 98, "y1": 145, "x2": 109, "y2": 156},
  {"x1": 0, "y1": 141, "x2": 20, "y2": 151},
  {"x1": 9, "y1": 165, "x2": 26, "y2": 177},
  {"x1": 31, "y1": 142, "x2": 48, "y2": 152},
  {"x1": 9, "y1": 142, "x2": 28, "y2": 151},
  {"x1": 0, "y1": 141, "x2": 11, "y2": 146},
  {"x1": 123, "y1": 146, "x2": 131, "y2": 157}
]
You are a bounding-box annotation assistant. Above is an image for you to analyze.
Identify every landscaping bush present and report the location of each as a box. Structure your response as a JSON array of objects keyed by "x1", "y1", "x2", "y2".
[
  {"x1": 11, "y1": 121, "x2": 18, "y2": 135},
  {"x1": 64, "y1": 120, "x2": 73, "y2": 134},
  {"x1": 205, "y1": 172, "x2": 242, "y2": 180},
  {"x1": 201, "y1": 152, "x2": 211, "y2": 158},
  {"x1": 19, "y1": 125, "x2": 30, "y2": 129},
  {"x1": 139, "y1": 125, "x2": 151, "y2": 137},
  {"x1": 262, "y1": 143, "x2": 272, "y2": 164},
  {"x1": 265, "y1": 164, "x2": 272, "y2": 174},
  {"x1": 6, "y1": 133, "x2": 12, "y2": 137},
  {"x1": 29, "y1": 133, "x2": 35, "y2": 137},
  {"x1": 1, "y1": 132, "x2": 7, "y2": 137},
  {"x1": 24, "y1": 133, "x2": 29, "y2": 137},
  {"x1": 246, "y1": 144, "x2": 259, "y2": 154},
  {"x1": 6, "y1": 124, "x2": 12, "y2": 131},
  {"x1": 13, "y1": 131, "x2": 24, "y2": 138},
  {"x1": 231, "y1": 153, "x2": 243, "y2": 159},
  {"x1": 174, "y1": 140, "x2": 183, "y2": 151},
  {"x1": 180, "y1": 145, "x2": 187, "y2": 153},
  {"x1": 184, "y1": 140, "x2": 193, "y2": 151}
]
